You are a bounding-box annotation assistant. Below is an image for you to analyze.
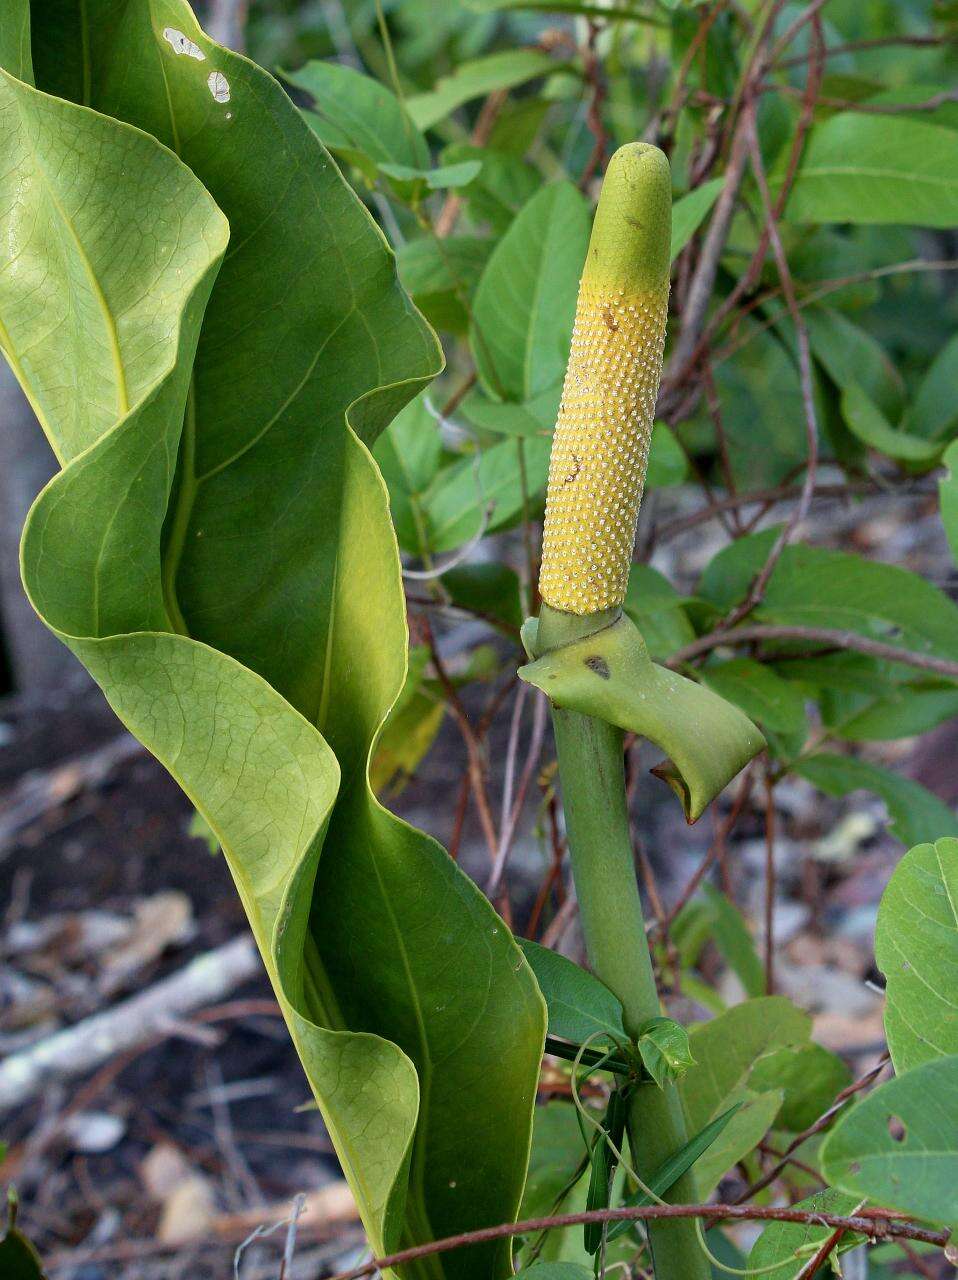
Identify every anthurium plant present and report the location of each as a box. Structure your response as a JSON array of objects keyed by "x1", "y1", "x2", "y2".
[{"x1": 3, "y1": 3, "x2": 958, "y2": 1278}]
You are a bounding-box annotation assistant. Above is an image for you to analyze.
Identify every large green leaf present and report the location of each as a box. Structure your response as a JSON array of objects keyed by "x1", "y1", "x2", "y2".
[
  {"x1": 748, "y1": 1042, "x2": 850, "y2": 1133},
  {"x1": 875, "y1": 837, "x2": 958, "y2": 1073},
  {"x1": 515, "y1": 1266, "x2": 592, "y2": 1280},
  {"x1": 0, "y1": 0, "x2": 31, "y2": 80},
  {"x1": 820, "y1": 1054, "x2": 958, "y2": 1227},
  {"x1": 623, "y1": 565, "x2": 696, "y2": 662},
  {"x1": 784, "y1": 113, "x2": 958, "y2": 227},
  {"x1": 699, "y1": 658, "x2": 808, "y2": 738},
  {"x1": 471, "y1": 181, "x2": 590, "y2": 402},
  {"x1": 679, "y1": 997, "x2": 808, "y2": 1194},
  {"x1": 3, "y1": 5, "x2": 546, "y2": 1275},
  {"x1": 794, "y1": 754, "x2": 958, "y2": 847},
  {"x1": 444, "y1": 142, "x2": 540, "y2": 232},
  {"x1": 825, "y1": 678, "x2": 958, "y2": 743},
  {"x1": 420, "y1": 433, "x2": 552, "y2": 552},
  {"x1": 519, "y1": 1102, "x2": 589, "y2": 1219},
  {"x1": 396, "y1": 235, "x2": 492, "y2": 335},
  {"x1": 678, "y1": 883, "x2": 766, "y2": 1000},
  {"x1": 373, "y1": 394, "x2": 443, "y2": 556},
  {"x1": 460, "y1": 382, "x2": 560, "y2": 439},
  {"x1": 712, "y1": 324, "x2": 811, "y2": 487}
]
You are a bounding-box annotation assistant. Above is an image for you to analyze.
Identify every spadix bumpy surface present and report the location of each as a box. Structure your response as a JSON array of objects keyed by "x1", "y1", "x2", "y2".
[
  {"x1": 0, "y1": 3, "x2": 545, "y2": 1277},
  {"x1": 539, "y1": 143, "x2": 671, "y2": 615}
]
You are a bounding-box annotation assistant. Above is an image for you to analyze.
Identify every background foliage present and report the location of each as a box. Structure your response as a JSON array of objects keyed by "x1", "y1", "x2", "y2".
[{"x1": 266, "y1": 0, "x2": 958, "y2": 1272}]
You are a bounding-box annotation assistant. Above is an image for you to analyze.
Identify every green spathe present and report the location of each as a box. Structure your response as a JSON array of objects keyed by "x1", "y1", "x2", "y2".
[{"x1": 521, "y1": 611, "x2": 765, "y2": 821}]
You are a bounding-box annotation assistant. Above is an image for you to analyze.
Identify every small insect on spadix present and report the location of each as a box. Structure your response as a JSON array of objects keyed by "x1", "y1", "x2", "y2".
[{"x1": 539, "y1": 143, "x2": 671, "y2": 616}]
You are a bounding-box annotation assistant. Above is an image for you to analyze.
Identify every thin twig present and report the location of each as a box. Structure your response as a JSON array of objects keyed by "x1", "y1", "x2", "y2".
[
  {"x1": 539, "y1": 889, "x2": 578, "y2": 950},
  {"x1": 435, "y1": 91, "x2": 508, "y2": 237},
  {"x1": 775, "y1": 31, "x2": 951, "y2": 70},
  {"x1": 763, "y1": 766, "x2": 776, "y2": 995},
  {"x1": 794, "y1": 1221, "x2": 850, "y2": 1280},
  {"x1": 208, "y1": 1060, "x2": 263, "y2": 1210},
  {"x1": 0, "y1": 937, "x2": 261, "y2": 1112},
  {"x1": 447, "y1": 772, "x2": 470, "y2": 861},
  {"x1": 713, "y1": 258, "x2": 958, "y2": 366},
  {"x1": 896, "y1": 1239, "x2": 943, "y2": 1280},
  {"x1": 651, "y1": 477, "x2": 930, "y2": 545},
  {"x1": 326, "y1": 1200, "x2": 949, "y2": 1280},
  {"x1": 738, "y1": 1054, "x2": 890, "y2": 1200},
  {"x1": 721, "y1": 107, "x2": 820, "y2": 626},
  {"x1": 662, "y1": 0, "x2": 791, "y2": 390},
  {"x1": 658, "y1": 765, "x2": 755, "y2": 935},
  {"x1": 668, "y1": 624, "x2": 958, "y2": 681},
  {"x1": 768, "y1": 83, "x2": 958, "y2": 115},
  {"x1": 206, "y1": 0, "x2": 248, "y2": 50},
  {"x1": 487, "y1": 688, "x2": 548, "y2": 895},
  {"x1": 665, "y1": 121, "x2": 751, "y2": 382},
  {"x1": 579, "y1": 21, "x2": 609, "y2": 189},
  {"x1": 697, "y1": 8, "x2": 824, "y2": 357},
  {"x1": 652, "y1": 2, "x2": 728, "y2": 144},
  {"x1": 420, "y1": 616, "x2": 500, "y2": 863},
  {"x1": 767, "y1": 0, "x2": 831, "y2": 64},
  {"x1": 233, "y1": 1193, "x2": 307, "y2": 1280},
  {"x1": 526, "y1": 793, "x2": 567, "y2": 940}
]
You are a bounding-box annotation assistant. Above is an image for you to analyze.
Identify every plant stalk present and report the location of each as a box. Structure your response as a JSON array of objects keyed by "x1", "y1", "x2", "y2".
[{"x1": 539, "y1": 605, "x2": 710, "y2": 1280}]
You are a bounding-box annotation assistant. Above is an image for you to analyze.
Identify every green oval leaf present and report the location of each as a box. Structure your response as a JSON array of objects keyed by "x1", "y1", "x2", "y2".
[
  {"x1": 471, "y1": 182, "x2": 590, "y2": 402},
  {"x1": 875, "y1": 837, "x2": 958, "y2": 1073},
  {"x1": 794, "y1": 754, "x2": 958, "y2": 848},
  {"x1": 940, "y1": 440, "x2": 958, "y2": 567},
  {"x1": 820, "y1": 1054, "x2": 958, "y2": 1228},
  {"x1": 283, "y1": 60, "x2": 429, "y2": 178},
  {"x1": 785, "y1": 113, "x2": 958, "y2": 227},
  {"x1": 840, "y1": 382, "x2": 943, "y2": 465},
  {"x1": 407, "y1": 50, "x2": 565, "y2": 131},
  {"x1": 518, "y1": 939, "x2": 626, "y2": 1047}
]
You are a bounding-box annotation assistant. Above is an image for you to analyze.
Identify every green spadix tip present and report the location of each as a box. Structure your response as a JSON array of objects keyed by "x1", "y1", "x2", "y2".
[{"x1": 584, "y1": 142, "x2": 672, "y2": 297}]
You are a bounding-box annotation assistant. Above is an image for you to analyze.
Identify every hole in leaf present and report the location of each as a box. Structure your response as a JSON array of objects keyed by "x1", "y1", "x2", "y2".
[{"x1": 887, "y1": 1114, "x2": 907, "y2": 1143}]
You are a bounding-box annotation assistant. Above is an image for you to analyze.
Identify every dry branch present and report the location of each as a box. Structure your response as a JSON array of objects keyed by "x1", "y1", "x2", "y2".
[{"x1": 0, "y1": 935, "x2": 261, "y2": 1111}]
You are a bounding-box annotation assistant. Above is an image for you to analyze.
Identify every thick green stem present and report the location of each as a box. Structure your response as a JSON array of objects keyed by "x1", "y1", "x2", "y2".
[{"x1": 538, "y1": 605, "x2": 710, "y2": 1280}]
